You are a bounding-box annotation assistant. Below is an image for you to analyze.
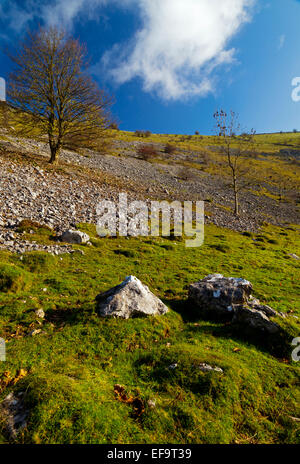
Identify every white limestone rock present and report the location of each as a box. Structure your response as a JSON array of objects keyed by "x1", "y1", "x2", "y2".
[
  {"x1": 60, "y1": 229, "x2": 90, "y2": 244},
  {"x1": 96, "y1": 275, "x2": 169, "y2": 319}
]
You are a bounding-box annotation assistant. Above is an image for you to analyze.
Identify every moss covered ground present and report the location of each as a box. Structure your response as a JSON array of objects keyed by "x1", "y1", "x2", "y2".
[{"x1": 0, "y1": 222, "x2": 299, "y2": 444}]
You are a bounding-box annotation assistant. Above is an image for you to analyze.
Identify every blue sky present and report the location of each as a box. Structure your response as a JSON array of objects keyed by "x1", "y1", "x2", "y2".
[{"x1": 0, "y1": 0, "x2": 300, "y2": 134}]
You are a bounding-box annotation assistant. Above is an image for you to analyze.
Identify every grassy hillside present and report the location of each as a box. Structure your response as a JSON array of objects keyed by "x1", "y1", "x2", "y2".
[
  {"x1": 0, "y1": 222, "x2": 299, "y2": 444},
  {"x1": 112, "y1": 130, "x2": 300, "y2": 201},
  {"x1": 0, "y1": 111, "x2": 299, "y2": 443},
  {"x1": 114, "y1": 129, "x2": 300, "y2": 153}
]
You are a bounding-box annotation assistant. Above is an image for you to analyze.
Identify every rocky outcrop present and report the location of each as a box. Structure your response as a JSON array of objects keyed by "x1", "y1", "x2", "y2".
[
  {"x1": 188, "y1": 274, "x2": 252, "y2": 321},
  {"x1": 0, "y1": 226, "x2": 72, "y2": 254},
  {"x1": 232, "y1": 305, "x2": 281, "y2": 335},
  {"x1": 96, "y1": 275, "x2": 168, "y2": 319},
  {"x1": 188, "y1": 274, "x2": 285, "y2": 338},
  {"x1": 1, "y1": 392, "x2": 28, "y2": 439},
  {"x1": 247, "y1": 297, "x2": 283, "y2": 318},
  {"x1": 60, "y1": 229, "x2": 90, "y2": 244}
]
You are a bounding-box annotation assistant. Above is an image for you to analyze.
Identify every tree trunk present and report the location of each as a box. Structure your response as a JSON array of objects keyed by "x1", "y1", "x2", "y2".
[
  {"x1": 49, "y1": 143, "x2": 60, "y2": 165},
  {"x1": 234, "y1": 189, "x2": 239, "y2": 216},
  {"x1": 233, "y1": 177, "x2": 239, "y2": 216}
]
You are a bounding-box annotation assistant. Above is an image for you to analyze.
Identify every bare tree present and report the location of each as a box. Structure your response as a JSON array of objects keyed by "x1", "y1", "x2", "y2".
[
  {"x1": 213, "y1": 110, "x2": 256, "y2": 216},
  {"x1": 7, "y1": 27, "x2": 113, "y2": 165}
]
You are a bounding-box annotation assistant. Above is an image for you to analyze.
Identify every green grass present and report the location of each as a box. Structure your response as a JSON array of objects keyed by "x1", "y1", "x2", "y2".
[
  {"x1": 0, "y1": 223, "x2": 299, "y2": 444},
  {"x1": 0, "y1": 263, "x2": 32, "y2": 293}
]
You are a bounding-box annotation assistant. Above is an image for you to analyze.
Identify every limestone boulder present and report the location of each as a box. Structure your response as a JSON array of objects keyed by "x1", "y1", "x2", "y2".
[
  {"x1": 60, "y1": 229, "x2": 90, "y2": 244},
  {"x1": 96, "y1": 275, "x2": 169, "y2": 319},
  {"x1": 188, "y1": 274, "x2": 252, "y2": 321},
  {"x1": 232, "y1": 305, "x2": 281, "y2": 335},
  {"x1": 1, "y1": 392, "x2": 28, "y2": 439}
]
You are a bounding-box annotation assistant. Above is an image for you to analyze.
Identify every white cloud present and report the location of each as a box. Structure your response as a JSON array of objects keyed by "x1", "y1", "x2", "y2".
[
  {"x1": 0, "y1": 0, "x2": 109, "y2": 31},
  {"x1": 1, "y1": 1, "x2": 37, "y2": 32},
  {"x1": 106, "y1": 0, "x2": 255, "y2": 100},
  {"x1": 40, "y1": 0, "x2": 109, "y2": 27},
  {"x1": 1, "y1": 0, "x2": 255, "y2": 101}
]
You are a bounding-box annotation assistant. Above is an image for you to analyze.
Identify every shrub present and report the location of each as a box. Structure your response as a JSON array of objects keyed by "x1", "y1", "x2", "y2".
[
  {"x1": 17, "y1": 219, "x2": 52, "y2": 234},
  {"x1": 134, "y1": 130, "x2": 152, "y2": 138},
  {"x1": 164, "y1": 143, "x2": 176, "y2": 155},
  {"x1": 109, "y1": 123, "x2": 119, "y2": 130},
  {"x1": 137, "y1": 144, "x2": 158, "y2": 161},
  {"x1": 178, "y1": 167, "x2": 197, "y2": 181}
]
